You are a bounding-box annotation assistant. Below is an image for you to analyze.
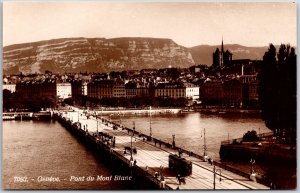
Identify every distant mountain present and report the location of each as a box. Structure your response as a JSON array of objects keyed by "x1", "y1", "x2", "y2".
[
  {"x1": 189, "y1": 44, "x2": 271, "y2": 65},
  {"x1": 3, "y1": 37, "x2": 194, "y2": 75},
  {"x1": 3, "y1": 37, "x2": 284, "y2": 75}
]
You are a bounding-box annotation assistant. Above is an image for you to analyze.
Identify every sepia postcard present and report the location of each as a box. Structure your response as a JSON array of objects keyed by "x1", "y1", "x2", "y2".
[{"x1": 2, "y1": 1, "x2": 297, "y2": 190}]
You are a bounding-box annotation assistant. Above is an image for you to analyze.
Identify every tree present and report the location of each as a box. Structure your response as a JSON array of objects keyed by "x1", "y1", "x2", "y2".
[
  {"x1": 243, "y1": 130, "x2": 259, "y2": 142},
  {"x1": 258, "y1": 44, "x2": 296, "y2": 149},
  {"x1": 3, "y1": 89, "x2": 13, "y2": 111}
]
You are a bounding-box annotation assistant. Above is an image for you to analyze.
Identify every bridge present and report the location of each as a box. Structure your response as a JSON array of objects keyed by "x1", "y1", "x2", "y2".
[{"x1": 54, "y1": 108, "x2": 269, "y2": 190}]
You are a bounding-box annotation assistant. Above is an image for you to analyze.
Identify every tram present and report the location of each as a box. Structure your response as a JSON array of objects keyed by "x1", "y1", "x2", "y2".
[{"x1": 168, "y1": 154, "x2": 192, "y2": 176}]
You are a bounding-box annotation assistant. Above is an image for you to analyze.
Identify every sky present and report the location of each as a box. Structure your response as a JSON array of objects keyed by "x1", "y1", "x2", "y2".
[{"x1": 3, "y1": 1, "x2": 297, "y2": 47}]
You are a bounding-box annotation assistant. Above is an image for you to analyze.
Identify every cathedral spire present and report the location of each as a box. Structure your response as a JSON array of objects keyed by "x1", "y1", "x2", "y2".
[
  {"x1": 221, "y1": 37, "x2": 224, "y2": 67},
  {"x1": 221, "y1": 37, "x2": 224, "y2": 54}
]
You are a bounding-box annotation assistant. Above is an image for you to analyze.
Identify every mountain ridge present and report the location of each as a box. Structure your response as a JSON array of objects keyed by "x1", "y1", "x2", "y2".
[
  {"x1": 3, "y1": 37, "x2": 193, "y2": 75},
  {"x1": 3, "y1": 37, "x2": 286, "y2": 75}
]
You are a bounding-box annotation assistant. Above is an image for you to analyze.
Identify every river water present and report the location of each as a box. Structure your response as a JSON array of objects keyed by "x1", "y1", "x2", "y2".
[
  {"x1": 3, "y1": 112, "x2": 295, "y2": 189},
  {"x1": 108, "y1": 112, "x2": 270, "y2": 159},
  {"x1": 2, "y1": 120, "x2": 130, "y2": 190}
]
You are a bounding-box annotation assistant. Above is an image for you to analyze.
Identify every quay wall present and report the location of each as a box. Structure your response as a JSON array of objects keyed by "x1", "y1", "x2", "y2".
[
  {"x1": 89, "y1": 108, "x2": 181, "y2": 115},
  {"x1": 3, "y1": 112, "x2": 52, "y2": 120},
  {"x1": 194, "y1": 107, "x2": 261, "y2": 114},
  {"x1": 53, "y1": 113, "x2": 171, "y2": 190}
]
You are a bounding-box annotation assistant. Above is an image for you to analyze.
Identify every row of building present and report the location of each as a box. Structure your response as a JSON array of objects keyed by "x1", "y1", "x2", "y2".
[
  {"x1": 3, "y1": 74, "x2": 259, "y2": 108},
  {"x1": 3, "y1": 79, "x2": 200, "y2": 100}
]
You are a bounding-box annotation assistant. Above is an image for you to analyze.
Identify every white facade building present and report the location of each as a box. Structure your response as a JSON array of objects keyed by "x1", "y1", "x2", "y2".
[
  {"x1": 3, "y1": 84, "x2": 16, "y2": 93},
  {"x1": 57, "y1": 83, "x2": 72, "y2": 99},
  {"x1": 184, "y1": 83, "x2": 200, "y2": 100},
  {"x1": 82, "y1": 82, "x2": 88, "y2": 96}
]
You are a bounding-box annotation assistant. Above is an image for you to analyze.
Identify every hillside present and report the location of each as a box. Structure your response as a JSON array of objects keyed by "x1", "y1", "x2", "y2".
[
  {"x1": 3, "y1": 37, "x2": 281, "y2": 75},
  {"x1": 3, "y1": 37, "x2": 194, "y2": 75}
]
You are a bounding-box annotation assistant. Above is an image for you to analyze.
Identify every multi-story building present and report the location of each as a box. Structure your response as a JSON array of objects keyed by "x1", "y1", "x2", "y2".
[
  {"x1": 223, "y1": 79, "x2": 244, "y2": 108},
  {"x1": 125, "y1": 82, "x2": 150, "y2": 98},
  {"x1": 16, "y1": 79, "x2": 57, "y2": 104},
  {"x1": 136, "y1": 86, "x2": 150, "y2": 97},
  {"x1": 87, "y1": 80, "x2": 113, "y2": 99},
  {"x1": 113, "y1": 80, "x2": 126, "y2": 98},
  {"x1": 200, "y1": 79, "x2": 223, "y2": 105},
  {"x1": 184, "y1": 82, "x2": 200, "y2": 100},
  {"x1": 71, "y1": 80, "x2": 86, "y2": 98},
  {"x1": 125, "y1": 82, "x2": 137, "y2": 98},
  {"x1": 155, "y1": 83, "x2": 185, "y2": 98},
  {"x1": 56, "y1": 82, "x2": 72, "y2": 99},
  {"x1": 3, "y1": 83, "x2": 16, "y2": 93},
  {"x1": 246, "y1": 80, "x2": 260, "y2": 108}
]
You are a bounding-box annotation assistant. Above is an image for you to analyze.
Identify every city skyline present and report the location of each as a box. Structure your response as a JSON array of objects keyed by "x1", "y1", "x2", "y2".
[{"x1": 3, "y1": 2, "x2": 296, "y2": 47}]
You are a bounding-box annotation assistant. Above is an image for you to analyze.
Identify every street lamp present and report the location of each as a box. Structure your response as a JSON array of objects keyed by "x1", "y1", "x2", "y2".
[
  {"x1": 203, "y1": 128, "x2": 207, "y2": 156},
  {"x1": 228, "y1": 132, "x2": 230, "y2": 144},
  {"x1": 250, "y1": 158, "x2": 256, "y2": 182},
  {"x1": 97, "y1": 117, "x2": 99, "y2": 135},
  {"x1": 149, "y1": 106, "x2": 152, "y2": 140},
  {"x1": 213, "y1": 166, "x2": 222, "y2": 190},
  {"x1": 250, "y1": 158, "x2": 255, "y2": 174},
  {"x1": 131, "y1": 121, "x2": 135, "y2": 161},
  {"x1": 172, "y1": 134, "x2": 175, "y2": 148},
  {"x1": 99, "y1": 105, "x2": 102, "y2": 123},
  {"x1": 133, "y1": 121, "x2": 135, "y2": 135},
  {"x1": 77, "y1": 111, "x2": 80, "y2": 122},
  {"x1": 119, "y1": 112, "x2": 122, "y2": 127}
]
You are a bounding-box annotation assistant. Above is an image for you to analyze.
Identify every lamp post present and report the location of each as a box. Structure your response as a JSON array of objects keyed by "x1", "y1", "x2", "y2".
[
  {"x1": 97, "y1": 117, "x2": 99, "y2": 135},
  {"x1": 77, "y1": 110, "x2": 80, "y2": 122},
  {"x1": 172, "y1": 134, "x2": 175, "y2": 148},
  {"x1": 213, "y1": 166, "x2": 222, "y2": 190},
  {"x1": 250, "y1": 158, "x2": 256, "y2": 182},
  {"x1": 149, "y1": 106, "x2": 152, "y2": 140},
  {"x1": 119, "y1": 112, "x2": 122, "y2": 127},
  {"x1": 133, "y1": 121, "x2": 135, "y2": 136},
  {"x1": 100, "y1": 105, "x2": 102, "y2": 123},
  {"x1": 228, "y1": 132, "x2": 230, "y2": 144},
  {"x1": 203, "y1": 128, "x2": 207, "y2": 156},
  {"x1": 250, "y1": 158, "x2": 255, "y2": 174},
  {"x1": 130, "y1": 121, "x2": 135, "y2": 161}
]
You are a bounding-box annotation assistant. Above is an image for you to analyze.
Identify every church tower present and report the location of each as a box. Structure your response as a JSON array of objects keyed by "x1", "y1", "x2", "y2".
[
  {"x1": 220, "y1": 38, "x2": 224, "y2": 67},
  {"x1": 212, "y1": 38, "x2": 232, "y2": 68}
]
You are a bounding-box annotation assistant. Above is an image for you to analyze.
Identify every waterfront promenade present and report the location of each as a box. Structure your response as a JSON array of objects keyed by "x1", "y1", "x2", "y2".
[
  {"x1": 56, "y1": 108, "x2": 269, "y2": 190},
  {"x1": 87, "y1": 107, "x2": 181, "y2": 115}
]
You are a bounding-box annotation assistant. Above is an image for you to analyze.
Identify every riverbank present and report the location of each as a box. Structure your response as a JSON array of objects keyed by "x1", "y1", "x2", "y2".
[
  {"x1": 62, "y1": 106, "x2": 182, "y2": 115},
  {"x1": 3, "y1": 112, "x2": 52, "y2": 120},
  {"x1": 92, "y1": 108, "x2": 181, "y2": 115},
  {"x1": 194, "y1": 107, "x2": 261, "y2": 114}
]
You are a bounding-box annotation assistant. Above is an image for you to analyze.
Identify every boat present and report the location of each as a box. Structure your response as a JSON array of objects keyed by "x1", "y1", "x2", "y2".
[
  {"x1": 3, "y1": 114, "x2": 16, "y2": 120},
  {"x1": 180, "y1": 108, "x2": 195, "y2": 113}
]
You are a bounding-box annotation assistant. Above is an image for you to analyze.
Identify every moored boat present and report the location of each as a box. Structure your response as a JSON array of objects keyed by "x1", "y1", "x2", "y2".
[{"x1": 3, "y1": 114, "x2": 16, "y2": 120}]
